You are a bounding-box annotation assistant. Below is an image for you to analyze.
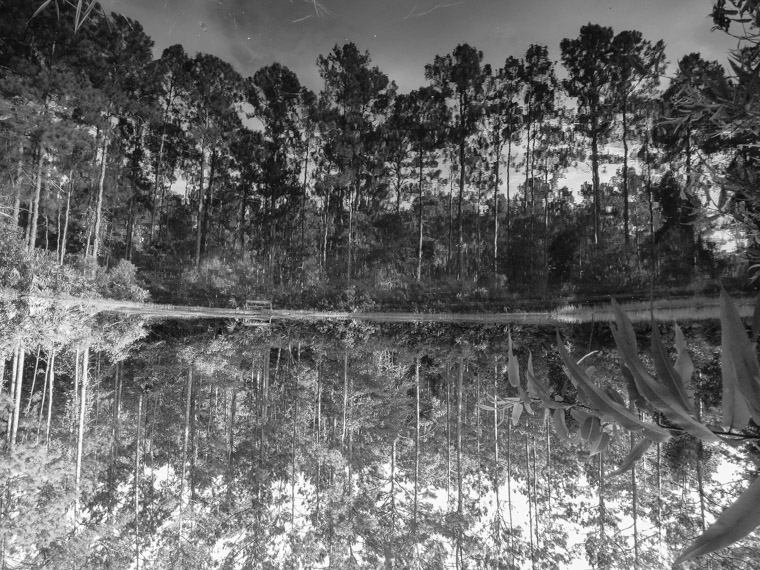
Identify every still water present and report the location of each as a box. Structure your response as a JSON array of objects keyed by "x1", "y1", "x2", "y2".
[{"x1": 3, "y1": 297, "x2": 752, "y2": 569}]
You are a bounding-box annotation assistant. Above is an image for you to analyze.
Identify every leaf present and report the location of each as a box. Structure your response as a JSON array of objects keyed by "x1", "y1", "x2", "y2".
[
  {"x1": 74, "y1": 0, "x2": 84, "y2": 32},
  {"x1": 552, "y1": 408, "x2": 571, "y2": 440},
  {"x1": 673, "y1": 477, "x2": 760, "y2": 566},
  {"x1": 752, "y1": 292, "x2": 760, "y2": 343},
  {"x1": 30, "y1": 0, "x2": 55, "y2": 22},
  {"x1": 604, "y1": 387, "x2": 626, "y2": 407},
  {"x1": 674, "y1": 324, "x2": 695, "y2": 389},
  {"x1": 517, "y1": 385, "x2": 534, "y2": 415},
  {"x1": 507, "y1": 334, "x2": 520, "y2": 388},
  {"x1": 77, "y1": 0, "x2": 99, "y2": 32},
  {"x1": 608, "y1": 438, "x2": 652, "y2": 477},
  {"x1": 580, "y1": 416, "x2": 595, "y2": 440},
  {"x1": 622, "y1": 364, "x2": 648, "y2": 409},
  {"x1": 511, "y1": 402, "x2": 523, "y2": 426},
  {"x1": 477, "y1": 404, "x2": 497, "y2": 412},
  {"x1": 651, "y1": 324, "x2": 695, "y2": 415},
  {"x1": 590, "y1": 432, "x2": 610, "y2": 456},
  {"x1": 611, "y1": 302, "x2": 725, "y2": 444},
  {"x1": 721, "y1": 288, "x2": 760, "y2": 427},
  {"x1": 557, "y1": 332, "x2": 671, "y2": 443},
  {"x1": 588, "y1": 415, "x2": 601, "y2": 444}
]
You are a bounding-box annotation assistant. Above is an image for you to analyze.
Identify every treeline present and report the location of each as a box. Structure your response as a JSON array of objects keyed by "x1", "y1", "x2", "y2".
[{"x1": 0, "y1": 1, "x2": 753, "y2": 301}]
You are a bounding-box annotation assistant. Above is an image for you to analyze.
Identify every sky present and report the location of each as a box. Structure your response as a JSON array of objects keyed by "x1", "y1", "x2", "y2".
[{"x1": 105, "y1": 0, "x2": 741, "y2": 93}]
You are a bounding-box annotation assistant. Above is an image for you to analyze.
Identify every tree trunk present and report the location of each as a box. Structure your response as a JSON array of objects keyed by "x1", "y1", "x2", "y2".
[
  {"x1": 526, "y1": 434, "x2": 535, "y2": 569},
  {"x1": 291, "y1": 345, "x2": 299, "y2": 527},
  {"x1": 591, "y1": 128, "x2": 601, "y2": 248},
  {"x1": 238, "y1": 183, "x2": 248, "y2": 252},
  {"x1": 457, "y1": 139, "x2": 465, "y2": 280},
  {"x1": 505, "y1": 137, "x2": 512, "y2": 273},
  {"x1": 413, "y1": 357, "x2": 420, "y2": 564},
  {"x1": 448, "y1": 174, "x2": 454, "y2": 273},
  {"x1": 45, "y1": 351, "x2": 55, "y2": 449},
  {"x1": 622, "y1": 99, "x2": 630, "y2": 246},
  {"x1": 524, "y1": 116, "x2": 531, "y2": 217},
  {"x1": 27, "y1": 147, "x2": 44, "y2": 252},
  {"x1": 194, "y1": 141, "x2": 206, "y2": 268},
  {"x1": 631, "y1": 433, "x2": 639, "y2": 567},
  {"x1": 347, "y1": 184, "x2": 354, "y2": 285},
  {"x1": 60, "y1": 172, "x2": 73, "y2": 265},
  {"x1": 200, "y1": 149, "x2": 217, "y2": 256},
  {"x1": 493, "y1": 139, "x2": 500, "y2": 278},
  {"x1": 92, "y1": 134, "x2": 109, "y2": 264},
  {"x1": 493, "y1": 356, "x2": 500, "y2": 566},
  {"x1": 134, "y1": 389, "x2": 142, "y2": 569},
  {"x1": 598, "y1": 453, "x2": 606, "y2": 547},
  {"x1": 342, "y1": 350, "x2": 349, "y2": 449},
  {"x1": 417, "y1": 148, "x2": 424, "y2": 282},
  {"x1": 12, "y1": 141, "x2": 23, "y2": 229},
  {"x1": 446, "y1": 363, "x2": 451, "y2": 505},
  {"x1": 456, "y1": 359, "x2": 463, "y2": 569},
  {"x1": 507, "y1": 420, "x2": 514, "y2": 568},
  {"x1": 10, "y1": 344, "x2": 25, "y2": 450},
  {"x1": 178, "y1": 367, "x2": 193, "y2": 543},
  {"x1": 150, "y1": 132, "x2": 166, "y2": 245},
  {"x1": 36, "y1": 349, "x2": 50, "y2": 444},
  {"x1": 74, "y1": 346, "x2": 90, "y2": 526},
  {"x1": 24, "y1": 347, "x2": 41, "y2": 415},
  {"x1": 6, "y1": 347, "x2": 14, "y2": 449}
]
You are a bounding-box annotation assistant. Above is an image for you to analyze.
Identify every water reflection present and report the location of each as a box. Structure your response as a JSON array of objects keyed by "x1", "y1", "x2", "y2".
[{"x1": 2, "y1": 308, "x2": 745, "y2": 568}]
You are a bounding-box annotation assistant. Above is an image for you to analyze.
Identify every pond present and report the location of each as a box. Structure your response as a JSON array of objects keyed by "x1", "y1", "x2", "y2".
[{"x1": 2, "y1": 294, "x2": 757, "y2": 569}]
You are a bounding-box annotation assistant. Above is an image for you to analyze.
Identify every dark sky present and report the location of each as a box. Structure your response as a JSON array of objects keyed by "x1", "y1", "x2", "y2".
[{"x1": 109, "y1": 0, "x2": 738, "y2": 92}]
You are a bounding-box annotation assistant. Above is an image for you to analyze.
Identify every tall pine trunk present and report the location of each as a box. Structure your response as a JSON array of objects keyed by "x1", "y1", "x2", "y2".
[
  {"x1": 9, "y1": 342, "x2": 23, "y2": 451},
  {"x1": 134, "y1": 389, "x2": 142, "y2": 569},
  {"x1": 622, "y1": 98, "x2": 630, "y2": 246},
  {"x1": 194, "y1": 141, "x2": 206, "y2": 268},
  {"x1": 27, "y1": 148, "x2": 44, "y2": 253},
  {"x1": 178, "y1": 367, "x2": 193, "y2": 543},
  {"x1": 492, "y1": 137, "x2": 500, "y2": 278},
  {"x1": 417, "y1": 147, "x2": 425, "y2": 282},
  {"x1": 455, "y1": 359, "x2": 464, "y2": 568},
  {"x1": 591, "y1": 127, "x2": 601, "y2": 248},
  {"x1": 413, "y1": 357, "x2": 420, "y2": 567},
  {"x1": 92, "y1": 135, "x2": 109, "y2": 264},
  {"x1": 74, "y1": 346, "x2": 90, "y2": 526},
  {"x1": 12, "y1": 141, "x2": 23, "y2": 229}
]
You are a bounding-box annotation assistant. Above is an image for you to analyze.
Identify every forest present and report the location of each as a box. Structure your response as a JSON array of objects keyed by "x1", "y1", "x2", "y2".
[
  {"x1": 3, "y1": 0, "x2": 760, "y2": 568},
  {"x1": 0, "y1": 0, "x2": 757, "y2": 307}
]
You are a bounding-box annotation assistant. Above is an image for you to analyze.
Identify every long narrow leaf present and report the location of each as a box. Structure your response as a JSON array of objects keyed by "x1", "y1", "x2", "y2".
[
  {"x1": 557, "y1": 332, "x2": 671, "y2": 443},
  {"x1": 611, "y1": 305, "x2": 725, "y2": 444},
  {"x1": 751, "y1": 292, "x2": 760, "y2": 343},
  {"x1": 608, "y1": 438, "x2": 652, "y2": 477},
  {"x1": 721, "y1": 337, "x2": 750, "y2": 431},
  {"x1": 674, "y1": 325, "x2": 695, "y2": 390},
  {"x1": 552, "y1": 408, "x2": 571, "y2": 440},
  {"x1": 527, "y1": 351, "x2": 562, "y2": 408},
  {"x1": 721, "y1": 288, "x2": 760, "y2": 425},
  {"x1": 580, "y1": 416, "x2": 594, "y2": 441},
  {"x1": 590, "y1": 432, "x2": 610, "y2": 456},
  {"x1": 517, "y1": 385, "x2": 534, "y2": 415},
  {"x1": 651, "y1": 324, "x2": 694, "y2": 415},
  {"x1": 508, "y1": 334, "x2": 520, "y2": 388},
  {"x1": 673, "y1": 477, "x2": 760, "y2": 566},
  {"x1": 588, "y1": 415, "x2": 601, "y2": 444},
  {"x1": 511, "y1": 402, "x2": 523, "y2": 426},
  {"x1": 74, "y1": 0, "x2": 83, "y2": 32},
  {"x1": 30, "y1": 0, "x2": 55, "y2": 22},
  {"x1": 77, "y1": 0, "x2": 99, "y2": 32}
]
